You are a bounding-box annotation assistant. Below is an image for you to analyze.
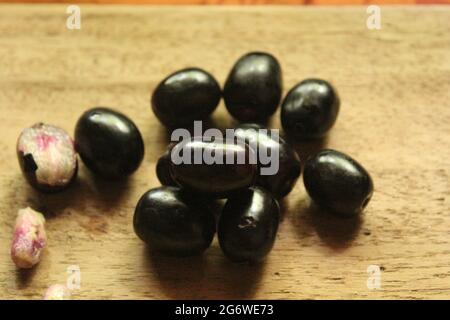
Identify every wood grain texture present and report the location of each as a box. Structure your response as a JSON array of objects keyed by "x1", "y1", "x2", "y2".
[
  {"x1": 0, "y1": 5, "x2": 449, "y2": 300},
  {"x1": 2, "y1": 1, "x2": 450, "y2": 5}
]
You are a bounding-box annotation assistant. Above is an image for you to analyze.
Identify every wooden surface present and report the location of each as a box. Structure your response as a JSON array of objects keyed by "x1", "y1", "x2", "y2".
[
  {"x1": 2, "y1": 0, "x2": 450, "y2": 5},
  {"x1": 0, "y1": 5, "x2": 449, "y2": 300}
]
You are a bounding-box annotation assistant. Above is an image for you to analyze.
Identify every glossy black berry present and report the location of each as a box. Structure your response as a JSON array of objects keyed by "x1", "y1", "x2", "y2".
[
  {"x1": 303, "y1": 149, "x2": 374, "y2": 217},
  {"x1": 235, "y1": 123, "x2": 301, "y2": 198},
  {"x1": 224, "y1": 52, "x2": 282, "y2": 122},
  {"x1": 281, "y1": 79, "x2": 340, "y2": 139},
  {"x1": 169, "y1": 138, "x2": 257, "y2": 198},
  {"x1": 218, "y1": 187, "x2": 280, "y2": 262},
  {"x1": 75, "y1": 107, "x2": 144, "y2": 179},
  {"x1": 156, "y1": 148, "x2": 177, "y2": 186},
  {"x1": 133, "y1": 186, "x2": 216, "y2": 256},
  {"x1": 151, "y1": 68, "x2": 221, "y2": 128}
]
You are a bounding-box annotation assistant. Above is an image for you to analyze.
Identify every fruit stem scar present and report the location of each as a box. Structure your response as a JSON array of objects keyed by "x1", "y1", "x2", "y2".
[{"x1": 238, "y1": 216, "x2": 257, "y2": 229}]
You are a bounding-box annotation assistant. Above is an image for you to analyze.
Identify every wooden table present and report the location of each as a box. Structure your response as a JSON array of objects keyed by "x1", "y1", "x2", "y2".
[
  {"x1": 4, "y1": 0, "x2": 450, "y2": 6},
  {"x1": 0, "y1": 5, "x2": 449, "y2": 300},
  {"x1": 2, "y1": 1, "x2": 445, "y2": 5}
]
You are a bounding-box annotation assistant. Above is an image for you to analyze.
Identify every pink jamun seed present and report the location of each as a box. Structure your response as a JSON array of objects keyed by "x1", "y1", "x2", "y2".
[
  {"x1": 43, "y1": 284, "x2": 71, "y2": 300},
  {"x1": 16, "y1": 123, "x2": 78, "y2": 193},
  {"x1": 11, "y1": 207, "x2": 47, "y2": 269}
]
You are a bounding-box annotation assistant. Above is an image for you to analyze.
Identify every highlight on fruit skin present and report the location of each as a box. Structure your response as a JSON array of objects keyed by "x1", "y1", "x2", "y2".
[
  {"x1": 16, "y1": 123, "x2": 78, "y2": 192},
  {"x1": 43, "y1": 284, "x2": 71, "y2": 300},
  {"x1": 10, "y1": 207, "x2": 47, "y2": 269}
]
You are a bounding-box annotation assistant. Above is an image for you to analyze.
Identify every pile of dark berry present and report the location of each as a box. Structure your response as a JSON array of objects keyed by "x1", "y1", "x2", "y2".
[
  {"x1": 16, "y1": 52, "x2": 373, "y2": 267},
  {"x1": 137, "y1": 52, "x2": 374, "y2": 262}
]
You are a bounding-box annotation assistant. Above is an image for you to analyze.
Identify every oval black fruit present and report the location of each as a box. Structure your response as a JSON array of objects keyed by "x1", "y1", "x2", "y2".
[
  {"x1": 281, "y1": 78, "x2": 340, "y2": 139},
  {"x1": 218, "y1": 187, "x2": 280, "y2": 262},
  {"x1": 169, "y1": 138, "x2": 257, "y2": 197},
  {"x1": 151, "y1": 68, "x2": 221, "y2": 128},
  {"x1": 16, "y1": 123, "x2": 78, "y2": 193},
  {"x1": 224, "y1": 52, "x2": 282, "y2": 122},
  {"x1": 133, "y1": 186, "x2": 215, "y2": 256},
  {"x1": 303, "y1": 149, "x2": 374, "y2": 216},
  {"x1": 75, "y1": 107, "x2": 144, "y2": 179},
  {"x1": 235, "y1": 123, "x2": 301, "y2": 198},
  {"x1": 156, "y1": 148, "x2": 177, "y2": 186}
]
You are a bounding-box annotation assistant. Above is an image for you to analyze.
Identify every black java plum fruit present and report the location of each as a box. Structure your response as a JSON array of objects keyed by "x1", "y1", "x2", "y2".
[
  {"x1": 75, "y1": 107, "x2": 144, "y2": 179},
  {"x1": 133, "y1": 186, "x2": 216, "y2": 256},
  {"x1": 156, "y1": 148, "x2": 177, "y2": 187},
  {"x1": 169, "y1": 138, "x2": 257, "y2": 198},
  {"x1": 281, "y1": 79, "x2": 340, "y2": 140},
  {"x1": 303, "y1": 149, "x2": 374, "y2": 217},
  {"x1": 151, "y1": 68, "x2": 221, "y2": 128},
  {"x1": 235, "y1": 123, "x2": 301, "y2": 198},
  {"x1": 224, "y1": 52, "x2": 282, "y2": 123},
  {"x1": 218, "y1": 187, "x2": 280, "y2": 263}
]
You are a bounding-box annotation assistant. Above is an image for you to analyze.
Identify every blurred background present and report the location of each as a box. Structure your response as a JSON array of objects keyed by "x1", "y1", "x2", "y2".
[{"x1": 2, "y1": 0, "x2": 450, "y2": 5}]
